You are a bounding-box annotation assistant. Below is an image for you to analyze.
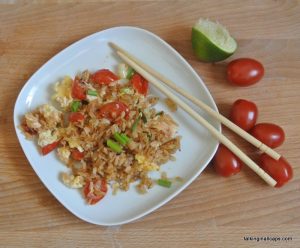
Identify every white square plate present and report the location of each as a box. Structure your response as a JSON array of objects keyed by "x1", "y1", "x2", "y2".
[{"x1": 14, "y1": 26, "x2": 220, "y2": 225}]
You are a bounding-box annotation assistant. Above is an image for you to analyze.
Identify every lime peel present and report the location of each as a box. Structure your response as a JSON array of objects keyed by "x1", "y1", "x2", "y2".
[{"x1": 192, "y1": 18, "x2": 237, "y2": 62}]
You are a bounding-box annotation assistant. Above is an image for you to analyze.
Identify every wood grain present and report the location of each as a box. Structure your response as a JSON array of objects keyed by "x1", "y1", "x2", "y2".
[{"x1": 1, "y1": 1, "x2": 300, "y2": 247}]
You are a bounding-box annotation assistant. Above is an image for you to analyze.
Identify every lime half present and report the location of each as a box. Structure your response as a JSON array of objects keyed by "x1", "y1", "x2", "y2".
[{"x1": 192, "y1": 19, "x2": 237, "y2": 62}]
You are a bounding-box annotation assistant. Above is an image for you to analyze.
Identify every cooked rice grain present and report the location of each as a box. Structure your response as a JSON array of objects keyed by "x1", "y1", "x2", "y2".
[{"x1": 21, "y1": 69, "x2": 181, "y2": 197}]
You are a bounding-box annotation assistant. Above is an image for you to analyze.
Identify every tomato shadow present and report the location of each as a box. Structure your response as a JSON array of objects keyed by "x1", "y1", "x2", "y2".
[
  {"x1": 203, "y1": 161, "x2": 217, "y2": 176},
  {"x1": 204, "y1": 62, "x2": 231, "y2": 89},
  {"x1": 217, "y1": 102, "x2": 232, "y2": 118}
]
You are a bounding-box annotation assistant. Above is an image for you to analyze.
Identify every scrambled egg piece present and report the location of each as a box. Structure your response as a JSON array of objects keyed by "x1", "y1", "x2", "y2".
[
  {"x1": 52, "y1": 76, "x2": 73, "y2": 108},
  {"x1": 135, "y1": 154, "x2": 159, "y2": 171},
  {"x1": 57, "y1": 147, "x2": 71, "y2": 164},
  {"x1": 25, "y1": 112, "x2": 41, "y2": 129},
  {"x1": 62, "y1": 173, "x2": 84, "y2": 188},
  {"x1": 38, "y1": 104, "x2": 62, "y2": 124},
  {"x1": 135, "y1": 154, "x2": 146, "y2": 164},
  {"x1": 86, "y1": 84, "x2": 98, "y2": 102},
  {"x1": 65, "y1": 137, "x2": 84, "y2": 152},
  {"x1": 150, "y1": 117, "x2": 178, "y2": 138},
  {"x1": 164, "y1": 97, "x2": 178, "y2": 112},
  {"x1": 37, "y1": 130, "x2": 58, "y2": 147}
]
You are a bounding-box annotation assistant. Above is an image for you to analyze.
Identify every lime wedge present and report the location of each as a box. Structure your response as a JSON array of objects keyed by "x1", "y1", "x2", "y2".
[{"x1": 191, "y1": 19, "x2": 237, "y2": 62}]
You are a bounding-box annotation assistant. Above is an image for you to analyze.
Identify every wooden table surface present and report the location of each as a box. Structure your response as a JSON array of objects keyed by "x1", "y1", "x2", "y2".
[{"x1": 1, "y1": 1, "x2": 300, "y2": 247}]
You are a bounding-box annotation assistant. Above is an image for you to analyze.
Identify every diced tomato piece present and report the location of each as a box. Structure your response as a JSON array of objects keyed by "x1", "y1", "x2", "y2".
[
  {"x1": 71, "y1": 77, "x2": 86, "y2": 100},
  {"x1": 83, "y1": 179, "x2": 108, "y2": 205},
  {"x1": 69, "y1": 112, "x2": 85, "y2": 122},
  {"x1": 22, "y1": 123, "x2": 37, "y2": 135},
  {"x1": 131, "y1": 73, "x2": 149, "y2": 95},
  {"x1": 97, "y1": 101, "x2": 129, "y2": 121},
  {"x1": 92, "y1": 69, "x2": 119, "y2": 85},
  {"x1": 71, "y1": 149, "x2": 84, "y2": 160},
  {"x1": 41, "y1": 140, "x2": 60, "y2": 155}
]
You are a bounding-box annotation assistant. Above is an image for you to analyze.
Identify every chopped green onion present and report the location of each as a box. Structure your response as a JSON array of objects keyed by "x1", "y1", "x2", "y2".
[
  {"x1": 157, "y1": 179, "x2": 172, "y2": 188},
  {"x1": 113, "y1": 132, "x2": 131, "y2": 147},
  {"x1": 126, "y1": 67, "x2": 135, "y2": 79},
  {"x1": 156, "y1": 111, "x2": 164, "y2": 116},
  {"x1": 87, "y1": 90, "x2": 98, "y2": 96},
  {"x1": 120, "y1": 133, "x2": 131, "y2": 143},
  {"x1": 118, "y1": 63, "x2": 128, "y2": 78},
  {"x1": 120, "y1": 87, "x2": 133, "y2": 95},
  {"x1": 138, "y1": 108, "x2": 147, "y2": 121},
  {"x1": 139, "y1": 109, "x2": 147, "y2": 123},
  {"x1": 132, "y1": 115, "x2": 141, "y2": 132},
  {"x1": 113, "y1": 132, "x2": 127, "y2": 146},
  {"x1": 71, "y1": 101, "x2": 81, "y2": 112},
  {"x1": 107, "y1": 139, "x2": 123, "y2": 153}
]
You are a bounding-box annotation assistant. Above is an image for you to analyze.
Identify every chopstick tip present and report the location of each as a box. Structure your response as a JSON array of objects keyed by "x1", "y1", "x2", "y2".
[{"x1": 108, "y1": 42, "x2": 118, "y2": 49}]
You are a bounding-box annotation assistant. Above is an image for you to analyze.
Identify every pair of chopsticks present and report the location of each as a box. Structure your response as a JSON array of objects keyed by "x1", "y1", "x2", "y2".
[{"x1": 110, "y1": 42, "x2": 279, "y2": 187}]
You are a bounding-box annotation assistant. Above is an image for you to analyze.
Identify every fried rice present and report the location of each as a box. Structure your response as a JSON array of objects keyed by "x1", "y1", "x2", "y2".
[{"x1": 21, "y1": 64, "x2": 181, "y2": 204}]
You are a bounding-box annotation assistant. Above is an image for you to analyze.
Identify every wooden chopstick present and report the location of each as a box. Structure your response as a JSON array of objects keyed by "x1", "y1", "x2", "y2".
[
  {"x1": 110, "y1": 42, "x2": 281, "y2": 161},
  {"x1": 111, "y1": 45, "x2": 277, "y2": 187}
]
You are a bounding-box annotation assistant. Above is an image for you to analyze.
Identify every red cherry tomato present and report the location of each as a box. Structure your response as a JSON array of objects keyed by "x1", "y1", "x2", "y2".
[
  {"x1": 230, "y1": 99, "x2": 258, "y2": 131},
  {"x1": 227, "y1": 58, "x2": 264, "y2": 86},
  {"x1": 250, "y1": 123, "x2": 285, "y2": 148},
  {"x1": 212, "y1": 144, "x2": 243, "y2": 177},
  {"x1": 71, "y1": 149, "x2": 84, "y2": 160},
  {"x1": 71, "y1": 77, "x2": 86, "y2": 100},
  {"x1": 69, "y1": 112, "x2": 85, "y2": 123},
  {"x1": 131, "y1": 73, "x2": 149, "y2": 95},
  {"x1": 92, "y1": 69, "x2": 119, "y2": 85},
  {"x1": 41, "y1": 140, "x2": 60, "y2": 155},
  {"x1": 97, "y1": 101, "x2": 129, "y2": 121},
  {"x1": 260, "y1": 154, "x2": 293, "y2": 187},
  {"x1": 83, "y1": 179, "x2": 108, "y2": 205}
]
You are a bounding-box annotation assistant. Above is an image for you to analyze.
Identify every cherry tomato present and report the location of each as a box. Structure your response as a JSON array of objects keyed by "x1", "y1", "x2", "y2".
[
  {"x1": 131, "y1": 73, "x2": 149, "y2": 95},
  {"x1": 71, "y1": 77, "x2": 86, "y2": 100},
  {"x1": 212, "y1": 144, "x2": 243, "y2": 177},
  {"x1": 41, "y1": 140, "x2": 60, "y2": 155},
  {"x1": 92, "y1": 69, "x2": 119, "y2": 85},
  {"x1": 69, "y1": 112, "x2": 85, "y2": 123},
  {"x1": 260, "y1": 154, "x2": 293, "y2": 187},
  {"x1": 97, "y1": 101, "x2": 129, "y2": 121},
  {"x1": 230, "y1": 99, "x2": 258, "y2": 131},
  {"x1": 227, "y1": 58, "x2": 264, "y2": 86},
  {"x1": 83, "y1": 179, "x2": 108, "y2": 205},
  {"x1": 250, "y1": 123, "x2": 285, "y2": 148},
  {"x1": 71, "y1": 149, "x2": 84, "y2": 160}
]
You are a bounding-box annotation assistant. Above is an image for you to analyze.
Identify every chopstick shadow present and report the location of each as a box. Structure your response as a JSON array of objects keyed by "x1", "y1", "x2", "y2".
[{"x1": 205, "y1": 62, "x2": 230, "y2": 88}]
